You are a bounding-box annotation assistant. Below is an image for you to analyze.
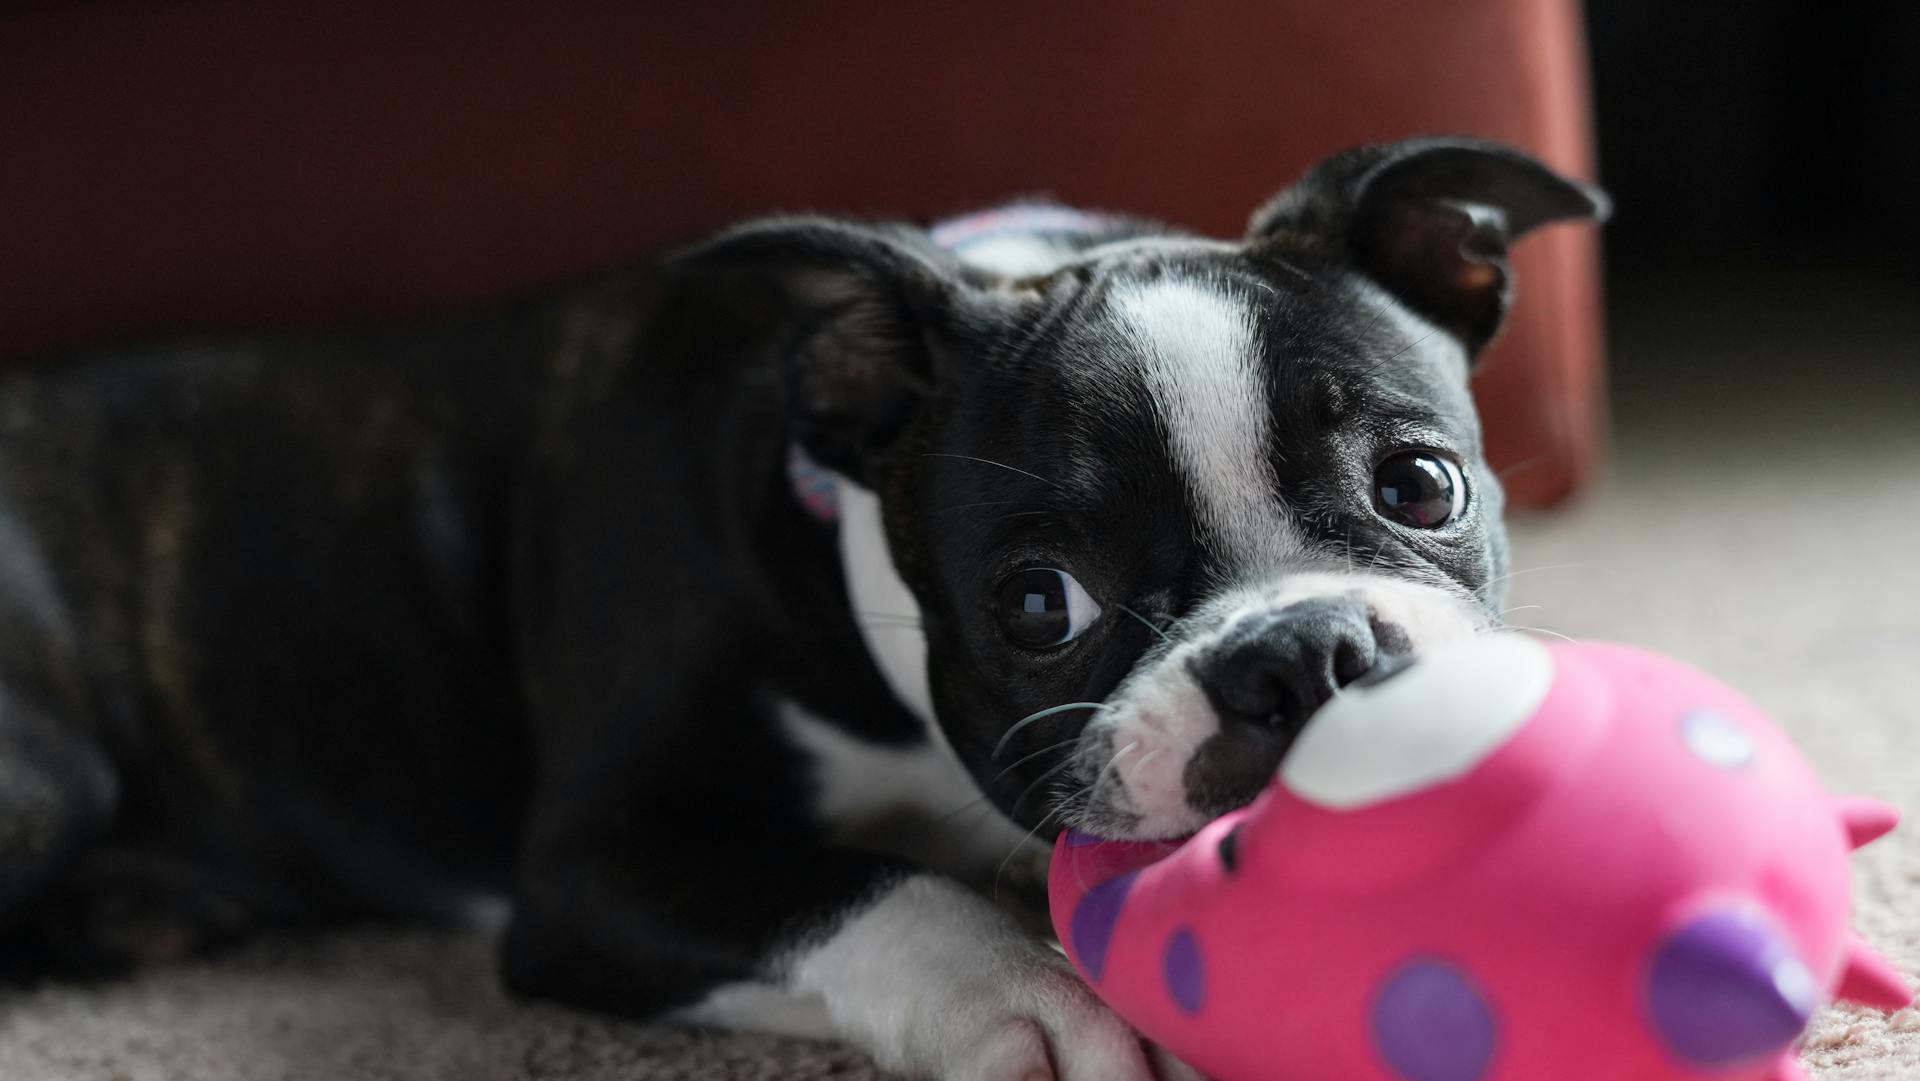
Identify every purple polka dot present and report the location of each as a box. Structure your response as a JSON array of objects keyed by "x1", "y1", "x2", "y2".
[
  {"x1": 1370, "y1": 959, "x2": 1497, "y2": 1081},
  {"x1": 1163, "y1": 927, "x2": 1206, "y2": 1014},
  {"x1": 1070, "y1": 872, "x2": 1136, "y2": 982},
  {"x1": 1647, "y1": 909, "x2": 1815, "y2": 1067},
  {"x1": 1065, "y1": 828, "x2": 1105, "y2": 848}
]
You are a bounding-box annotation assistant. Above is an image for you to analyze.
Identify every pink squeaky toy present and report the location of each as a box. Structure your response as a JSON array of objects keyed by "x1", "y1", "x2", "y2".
[{"x1": 1049, "y1": 637, "x2": 1910, "y2": 1081}]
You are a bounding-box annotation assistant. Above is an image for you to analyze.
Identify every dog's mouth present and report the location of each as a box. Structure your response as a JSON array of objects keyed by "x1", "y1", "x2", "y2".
[
  {"x1": 1069, "y1": 631, "x2": 1553, "y2": 839},
  {"x1": 1056, "y1": 700, "x2": 1318, "y2": 844},
  {"x1": 1046, "y1": 575, "x2": 1493, "y2": 841}
]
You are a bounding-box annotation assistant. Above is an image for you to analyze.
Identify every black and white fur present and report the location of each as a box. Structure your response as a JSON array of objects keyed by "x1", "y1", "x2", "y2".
[{"x1": 0, "y1": 138, "x2": 1605, "y2": 1080}]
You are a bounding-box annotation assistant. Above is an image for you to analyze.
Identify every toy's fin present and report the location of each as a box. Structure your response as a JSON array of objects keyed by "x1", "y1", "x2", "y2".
[
  {"x1": 1836, "y1": 796, "x2": 1900, "y2": 851},
  {"x1": 1765, "y1": 1060, "x2": 1808, "y2": 1081},
  {"x1": 1836, "y1": 936, "x2": 1913, "y2": 1011}
]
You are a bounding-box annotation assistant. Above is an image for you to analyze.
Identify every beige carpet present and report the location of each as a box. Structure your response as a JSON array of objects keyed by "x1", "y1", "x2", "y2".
[{"x1": 3, "y1": 273, "x2": 1916, "y2": 1078}]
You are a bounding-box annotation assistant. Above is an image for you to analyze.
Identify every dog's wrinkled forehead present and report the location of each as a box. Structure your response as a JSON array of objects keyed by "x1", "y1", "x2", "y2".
[{"x1": 942, "y1": 244, "x2": 1479, "y2": 578}]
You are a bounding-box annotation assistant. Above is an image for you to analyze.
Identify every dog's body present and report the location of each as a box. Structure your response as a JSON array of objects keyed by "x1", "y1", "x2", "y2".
[{"x1": 0, "y1": 139, "x2": 1604, "y2": 1079}]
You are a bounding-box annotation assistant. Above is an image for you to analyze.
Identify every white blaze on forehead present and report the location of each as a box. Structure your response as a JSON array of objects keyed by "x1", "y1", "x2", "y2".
[{"x1": 1109, "y1": 277, "x2": 1298, "y2": 566}]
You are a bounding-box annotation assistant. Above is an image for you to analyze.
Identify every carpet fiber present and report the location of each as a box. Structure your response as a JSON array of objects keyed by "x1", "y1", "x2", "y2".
[{"x1": 3, "y1": 278, "x2": 1916, "y2": 1078}]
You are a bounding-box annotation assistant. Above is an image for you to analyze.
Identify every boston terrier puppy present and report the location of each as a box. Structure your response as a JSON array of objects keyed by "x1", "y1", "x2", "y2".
[{"x1": 0, "y1": 138, "x2": 1604, "y2": 1079}]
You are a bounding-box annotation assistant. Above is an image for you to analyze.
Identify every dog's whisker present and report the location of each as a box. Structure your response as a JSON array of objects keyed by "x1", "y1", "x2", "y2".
[
  {"x1": 1488, "y1": 623, "x2": 1578, "y2": 645},
  {"x1": 1354, "y1": 289, "x2": 1400, "y2": 342},
  {"x1": 1366, "y1": 543, "x2": 1389, "y2": 573},
  {"x1": 992, "y1": 509, "x2": 1056, "y2": 524},
  {"x1": 992, "y1": 702, "x2": 1104, "y2": 760},
  {"x1": 1114, "y1": 603, "x2": 1173, "y2": 645},
  {"x1": 890, "y1": 798, "x2": 1004, "y2": 851},
  {"x1": 1008, "y1": 754, "x2": 1082, "y2": 816},
  {"x1": 992, "y1": 749, "x2": 1095, "y2": 898},
  {"x1": 1477, "y1": 563, "x2": 1592, "y2": 596},
  {"x1": 920, "y1": 453, "x2": 1063, "y2": 493},
  {"x1": 1373, "y1": 325, "x2": 1442, "y2": 373},
  {"x1": 1034, "y1": 781, "x2": 1100, "y2": 855},
  {"x1": 989, "y1": 737, "x2": 1082, "y2": 786},
  {"x1": 1028, "y1": 742, "x2": 1129, "y2": 852},
  {"x1": 1094, "y1": 741, "x2": 1141, "y2": 790},
  {"x1": 921, "y1": 795, "x2": 994, "y2": 828},
  {"x1": 992, "y1": 805, "x2": 1064, "y2": 903}
]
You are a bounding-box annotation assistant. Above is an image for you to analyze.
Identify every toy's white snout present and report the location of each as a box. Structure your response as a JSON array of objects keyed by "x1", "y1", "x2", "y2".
[{"x1": 1279, "y1": 634, "x2": 1556, "y2": 810}]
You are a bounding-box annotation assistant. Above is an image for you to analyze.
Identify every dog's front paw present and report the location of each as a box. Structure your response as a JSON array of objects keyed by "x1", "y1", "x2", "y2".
[
  {"x1": 787, "y1": 875, "x2": 1195, "y2": 1081},
  {"x1": 914, "y1": 947, "x2": 1157, "y2": 1081}
]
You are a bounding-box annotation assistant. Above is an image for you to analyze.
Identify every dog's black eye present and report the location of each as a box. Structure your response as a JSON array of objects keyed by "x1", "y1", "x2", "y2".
[
  {"x1": 1373, "y1": 451, "x2": 1465, "y2": 528},
  {"x1": 995, "y1": 568, "x2": 1103, "y2": 649}
]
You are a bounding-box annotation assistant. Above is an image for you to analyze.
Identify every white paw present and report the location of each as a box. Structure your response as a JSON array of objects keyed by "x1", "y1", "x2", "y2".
[
  {"x1": 921, "y1": 948, "x2": 1155, "y2": 1081},
  {"x1": 785, "y1": 875, "x2": 1194, "y2": 1081}
]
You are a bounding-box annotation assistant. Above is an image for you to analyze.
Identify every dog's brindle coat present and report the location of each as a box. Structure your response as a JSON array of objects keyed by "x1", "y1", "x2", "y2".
[{"x1": 0, "y1": 139, "x2": 1604, "y2": 1078}]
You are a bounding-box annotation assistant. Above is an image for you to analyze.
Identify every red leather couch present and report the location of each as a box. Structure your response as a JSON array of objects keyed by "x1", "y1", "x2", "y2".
[{"x1": 0, "y1": 0, "x2": 1604, "y2": 504}]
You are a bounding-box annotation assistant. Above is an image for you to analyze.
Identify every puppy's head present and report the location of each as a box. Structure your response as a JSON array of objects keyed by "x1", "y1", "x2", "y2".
[{"x1": 683, "y1": 138, "x2": 1607, "y2": 840}]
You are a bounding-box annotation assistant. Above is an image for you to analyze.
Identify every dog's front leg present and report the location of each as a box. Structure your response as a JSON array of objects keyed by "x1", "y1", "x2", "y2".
[
  {"x1": 773, "y1": 871, "x2": 1183, "y2": 1081},
  {"x1": 502, "y1": 790, "x2": 1180, "y2": 1080}
]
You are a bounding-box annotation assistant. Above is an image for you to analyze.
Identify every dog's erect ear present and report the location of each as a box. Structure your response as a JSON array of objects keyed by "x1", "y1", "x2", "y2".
[
  {"x1": 1248, "y1": 138, "x2": 1609, "y2": 355},
  {"x1": 672, "y1": 217, "x2": 978, "y2": 484}
]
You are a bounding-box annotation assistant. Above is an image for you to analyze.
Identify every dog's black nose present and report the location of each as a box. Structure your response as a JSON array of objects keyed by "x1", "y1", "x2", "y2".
[
  {"x1": 1182, "y1": 598, "x2": 1389, "y2": 816},
  {"x1": 1196, "y1": 599, "x2": 1380, "y2": 736}
]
